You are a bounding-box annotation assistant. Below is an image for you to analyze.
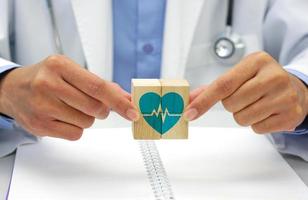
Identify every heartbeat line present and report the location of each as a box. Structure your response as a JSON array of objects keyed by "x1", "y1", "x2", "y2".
[{"x1": 142, "y1": 104, "x2": 182, "y2": 123}]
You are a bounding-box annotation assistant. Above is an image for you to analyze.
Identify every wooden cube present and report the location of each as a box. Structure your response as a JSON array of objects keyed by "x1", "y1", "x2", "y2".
[
  {"x1": 160, "y1": 79, "x2": 189, "y2": 139},
  {"x1": 132, "y1": 79, "x2": 189, "y2": 140},
  {"x1": 132, "y1": 79, "x2": 161, "y2": 140}
]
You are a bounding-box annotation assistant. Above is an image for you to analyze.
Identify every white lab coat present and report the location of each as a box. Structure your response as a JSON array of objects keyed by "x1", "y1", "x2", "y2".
[{"x1": 0, "y1": 0, "x2": 308, "y2": 159}]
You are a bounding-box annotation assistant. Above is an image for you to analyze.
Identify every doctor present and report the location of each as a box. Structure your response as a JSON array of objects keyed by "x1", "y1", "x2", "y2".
[{"x1": 0, "y1": 0, "x2": 307, "y2": 159}]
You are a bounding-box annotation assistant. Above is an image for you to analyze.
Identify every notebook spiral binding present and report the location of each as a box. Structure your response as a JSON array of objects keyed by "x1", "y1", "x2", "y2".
[{"x1": 139, "y1": 141, "x2": 175, "y2": 200}]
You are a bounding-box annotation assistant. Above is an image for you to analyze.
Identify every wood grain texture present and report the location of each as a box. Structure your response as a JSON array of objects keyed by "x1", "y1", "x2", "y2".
[
  {"x1": 160, "y1": 79, "x2": 189, "y2": 139},
  {"x1": 132, "y1": 79, "x2": 161, "y2": 140},
  {"x1": 132, "y1": 79, "x2": 189, "y2": 140}
]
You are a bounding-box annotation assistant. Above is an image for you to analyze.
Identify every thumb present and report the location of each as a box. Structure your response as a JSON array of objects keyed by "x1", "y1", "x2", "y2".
[
  {"x1": 189, "y1": 85, "x2": 208, "y2": 102},
  {"x1": 184, "y1": 75, "x2": 236, "y2": 121}
]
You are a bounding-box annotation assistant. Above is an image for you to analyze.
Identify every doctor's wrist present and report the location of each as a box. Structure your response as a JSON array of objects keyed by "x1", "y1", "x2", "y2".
[
  {"x1": 289, "y1": 74, "x2": 308, "y2": 118},
  {"x1": 0, "y1": 67, "x2": 21, "y2": 118}
]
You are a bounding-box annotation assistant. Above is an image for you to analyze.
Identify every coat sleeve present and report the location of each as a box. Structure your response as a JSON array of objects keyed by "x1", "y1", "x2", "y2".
[
  {"x1": 0, "y1": 0, "x2": 13, "y2": 60},
  {"x1": 263, "y1": 0, "x2": 308, "y2": 77},
  {"x1": 0, "y1": 0, "x2": 37, "y2": 158},
  {"x1": 263, "y1": 0, "x2": 308, "y2": 161},
  {"x1": 0, "y1": 0, "x2": 20, "y2": 67}
]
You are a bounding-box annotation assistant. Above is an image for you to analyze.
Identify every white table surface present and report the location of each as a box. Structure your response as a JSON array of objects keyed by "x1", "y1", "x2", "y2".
[{"x1": 1, "y1": 111, "x2": 308, "y2": 200}]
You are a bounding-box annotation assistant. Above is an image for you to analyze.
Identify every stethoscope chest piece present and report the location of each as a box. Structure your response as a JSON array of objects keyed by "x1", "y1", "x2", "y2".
[{"x1": 212, "y1": 27, "x2": 245, "y2": 65}]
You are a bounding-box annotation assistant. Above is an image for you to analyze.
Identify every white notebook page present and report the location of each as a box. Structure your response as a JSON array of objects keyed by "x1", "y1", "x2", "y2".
[{"x1": 9, "y1": 127, "x2": 308, "y2": 200}]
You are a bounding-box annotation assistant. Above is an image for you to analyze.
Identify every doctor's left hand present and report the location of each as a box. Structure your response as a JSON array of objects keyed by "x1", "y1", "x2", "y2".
[{"x1": 184, "y1": 52, "x2": 308, "y2": 134}]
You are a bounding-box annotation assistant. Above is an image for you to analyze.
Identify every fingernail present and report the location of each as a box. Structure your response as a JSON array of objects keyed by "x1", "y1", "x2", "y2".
[
  {"x1": 126, "y1": 109, "x2": 139, "y2": 121},
  {"x1": 94, "y1": 106, "x2": 110, "y2": 119},
  {"x1": 96, "y1": 111, "x2": 110, "y2": 119},
  {"x1": 184, "y1": 108, "x2": 198, "y2": 121}
]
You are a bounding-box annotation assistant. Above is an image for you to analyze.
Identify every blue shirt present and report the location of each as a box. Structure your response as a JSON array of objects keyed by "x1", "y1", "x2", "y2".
[{"x1": 112, "y1": 0, "x2": 166, "y2": 92}]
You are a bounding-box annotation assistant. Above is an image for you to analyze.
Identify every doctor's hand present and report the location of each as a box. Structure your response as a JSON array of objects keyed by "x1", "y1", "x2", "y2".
[
  {"x1": 184, "y1": 52, "x2": 308, "y2": 134},
  {"x1": 0, "y1": 55, "x2": 139, "y2": 140}
]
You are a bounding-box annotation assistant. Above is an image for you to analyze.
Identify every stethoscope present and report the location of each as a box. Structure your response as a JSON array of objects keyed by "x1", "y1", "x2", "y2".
[
  {"x1": 212, "y1": 0, "x2": 245, "y2": 65},
  {"x1": 47, "y1": 0, "x2": 244, "y2": 67}
]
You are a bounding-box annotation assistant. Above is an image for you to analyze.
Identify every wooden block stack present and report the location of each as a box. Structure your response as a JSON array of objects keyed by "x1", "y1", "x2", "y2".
[{"x1": 132, "y1": 79, "x2": 189, "y2": 140}]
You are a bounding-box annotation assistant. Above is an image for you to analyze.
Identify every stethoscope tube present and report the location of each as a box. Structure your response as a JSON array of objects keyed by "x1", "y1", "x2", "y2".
[
  {"x1": 47, "y1": 0, "x2": 244, "y2": 67},
  {"x1": 226, "y1": 0, "x2": 234, "y2": 27}
]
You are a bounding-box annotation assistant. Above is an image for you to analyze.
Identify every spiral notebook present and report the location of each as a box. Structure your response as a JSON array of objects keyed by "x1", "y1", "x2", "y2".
[{"x1": 9, "y1": 127, "x2": 308, "y2": 200}]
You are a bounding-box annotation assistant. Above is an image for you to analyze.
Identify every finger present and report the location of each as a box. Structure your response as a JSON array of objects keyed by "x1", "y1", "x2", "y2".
[
  {"x1": 50, "y1": 99, "x2": 95, "y2": 129},
  {"x1": 189, "y1": 85, "x2": 208, "y2": 102},
  {"x1": 45, "y1": 120, "x2": 84, "y2": 141},
  {"x1": 87, "y1": 82, "x2": 137, "y2": 121},
  {"x1": 55, "y1": 79, "x2": 110, "y2": 118},
  {"x1": 251, "y1": 114, "x2": 295, "y2": 134},
  {"x1": 233, "y1": 96, "x2": 276, "y2": 126},
  {"x1": 184, "y1": 52, "x2": 265, "y2": 120},
  {"x1": 233, "y1": 90, "x2": 298, "y2": 127},
  {"x1": 57, "y1": 58, "x2": 138, "y2": 121},
  {"x1": 222, "y1": 76, "x2": 268, "y2": 113},
  {"x1": 96, "y1": 105, "x2": 110, "y2": 119},
  {"x1": 110, "y1": 82, "x2": 131, "y2": 100}
]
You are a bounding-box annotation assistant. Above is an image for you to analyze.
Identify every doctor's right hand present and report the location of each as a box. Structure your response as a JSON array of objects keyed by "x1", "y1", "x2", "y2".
[{"x1": 0, "y1": 55, "x2": 139, "y2": 140}]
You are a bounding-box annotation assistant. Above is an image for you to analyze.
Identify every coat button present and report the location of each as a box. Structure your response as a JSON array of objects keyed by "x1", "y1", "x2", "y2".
[{"x1": 142, "y1": 43, "x2": 154, "y2": 54}]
